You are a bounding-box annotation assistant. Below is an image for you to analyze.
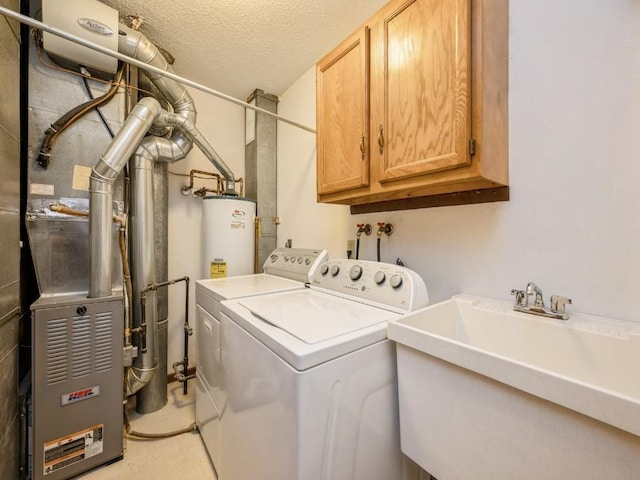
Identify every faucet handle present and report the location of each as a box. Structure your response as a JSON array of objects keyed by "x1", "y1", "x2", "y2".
[
  {"x1": 511, "y1": 289, "x2": 527, "y2": 307},
  {"x1": 550, "y1": 295, "x2": 572, "y2": 314}
]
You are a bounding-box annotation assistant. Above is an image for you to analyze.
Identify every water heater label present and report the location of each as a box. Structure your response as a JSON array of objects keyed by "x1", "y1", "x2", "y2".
[
  {"x1": 61, "y1": 385, "x2": 101, "y2": 406},
  {"x1": 43, "y1": 424, "x2": 104, "y2": 475},
  {"x1": 231, "y1": 209, "x2": 247, "y2": 229}
]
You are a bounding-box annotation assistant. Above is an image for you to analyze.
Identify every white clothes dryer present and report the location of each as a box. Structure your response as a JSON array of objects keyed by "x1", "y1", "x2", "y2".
[
  {"x1": 218, "y1": 259, "x2": 429, "y2": 480},
  {"x1": 195, "y1": 247, "x2": 328, "y2": 470}
]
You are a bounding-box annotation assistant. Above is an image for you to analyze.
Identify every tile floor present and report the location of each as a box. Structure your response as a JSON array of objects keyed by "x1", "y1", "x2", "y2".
[{"x1": 78, "y1": 382, "x2": 217, "y2": 480}]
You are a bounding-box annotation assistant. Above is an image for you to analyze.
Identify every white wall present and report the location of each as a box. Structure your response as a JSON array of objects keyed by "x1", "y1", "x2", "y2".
[
  {"x1": 166, "y1": 87, "x2": 246, "y2": 370},
  {"x1": 277, "y1": 67, "x2": 352, "y2": 257},
  {"x1": 277, "y1": 0, "x2": 640, "y2": 323}
]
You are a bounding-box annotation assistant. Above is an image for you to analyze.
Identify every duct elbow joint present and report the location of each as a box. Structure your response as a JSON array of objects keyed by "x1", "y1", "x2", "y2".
[{"x1": 126, "y1": 365, "x2": 157, "y2": 396}]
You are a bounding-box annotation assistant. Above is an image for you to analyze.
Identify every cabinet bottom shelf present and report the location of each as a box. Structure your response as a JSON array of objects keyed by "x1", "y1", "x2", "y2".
[{"x1": 345, "y1": 186, "x2": 509, "y2": 213}]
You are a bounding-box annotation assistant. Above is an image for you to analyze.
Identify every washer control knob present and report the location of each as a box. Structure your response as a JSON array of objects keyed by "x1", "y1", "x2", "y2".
[
  {"x1": 297, "y1": 257, "x2": 304, "y2": 264},
  {"x1": 349, "y1": 265, "x2": 363, "y2": 281},
  {"x1": 330, "y1": 265, "x2": 340, "y2": 276},
  {"x1": 270, "y1": 254, "x2": 278, "y2": 263},
  {"x1": 374, "y1": 271, "x2": 386, "y2": 285},
  {"x1": 390, "y1": 274, "x2": 403, "y2": 289},
  {"x1": 290, "y1": 256, "x2": 297, "y2": 263},
  {"x1": 305, "y1": 258, "x2": 311, "y2": 265},
  {"x1": 321, "y1": 264, "x2": 329, "y2": 275}
]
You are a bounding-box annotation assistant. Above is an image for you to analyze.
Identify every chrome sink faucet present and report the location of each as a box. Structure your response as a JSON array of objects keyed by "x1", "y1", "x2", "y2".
[
  {"x1": 526, "y1": 281, "x2": 544, "y2": 308},
  {"x1": 510, "y1": 282, "x2": 572, "y2": 320}
]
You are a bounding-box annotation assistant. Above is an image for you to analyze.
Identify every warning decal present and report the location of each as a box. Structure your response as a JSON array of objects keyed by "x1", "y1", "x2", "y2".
[
  {"x1": 43, "y1": 424, "x2": 104, "y2": 475},
  {"x1": 210, "y1": 260, "x2": 228, "y2": 279}
]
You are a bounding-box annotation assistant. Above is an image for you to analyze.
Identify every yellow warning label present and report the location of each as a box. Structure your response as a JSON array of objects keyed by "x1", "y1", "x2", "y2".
[
  {"x1": 43, "y1": 424, "x2": 104, "y2": 475},
  {"x1": 210, "y1": 261, "x2": 227, "y2": 279}
]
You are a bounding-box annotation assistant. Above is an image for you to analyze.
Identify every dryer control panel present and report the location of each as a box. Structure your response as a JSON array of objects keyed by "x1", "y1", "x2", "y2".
[
  {"x1": 262, "y1": 247, "x2": 328, "y2": 283},
  {"x1": 310, "y1": 259, "x2": 429, "y2": 312}
]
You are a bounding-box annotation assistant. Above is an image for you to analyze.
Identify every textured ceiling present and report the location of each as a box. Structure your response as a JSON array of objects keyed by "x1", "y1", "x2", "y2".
[{"x1": 101, "y1": 0, "x2": 389, "y2": 100}]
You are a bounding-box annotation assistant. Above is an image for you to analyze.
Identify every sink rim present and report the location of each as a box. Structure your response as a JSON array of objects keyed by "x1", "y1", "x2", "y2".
[{"x1": 388, "y1": 294, "x2": 640, "y2": 437}]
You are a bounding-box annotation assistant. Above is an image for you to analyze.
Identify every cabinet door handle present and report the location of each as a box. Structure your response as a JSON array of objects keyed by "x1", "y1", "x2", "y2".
[
  {"x1": 360, "y1": 133, "x2": 365, "y2": 160},
  {"x1": 378, "y1": 124, "x2": 384, "y2": 154}
]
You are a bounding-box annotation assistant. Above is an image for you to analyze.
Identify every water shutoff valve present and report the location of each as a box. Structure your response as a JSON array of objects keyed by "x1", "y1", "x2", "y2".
[
  {"x1": 377, "y1": 222, "x2": 393, "y2": 238},
  {"x1": 356, "y1": 223, "x2": 372, "y2": 238}
]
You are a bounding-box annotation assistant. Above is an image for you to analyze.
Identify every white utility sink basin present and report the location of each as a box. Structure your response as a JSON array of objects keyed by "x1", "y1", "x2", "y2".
[{"x1": 388, "y1": 294, "x2": 640, "y2": 480}]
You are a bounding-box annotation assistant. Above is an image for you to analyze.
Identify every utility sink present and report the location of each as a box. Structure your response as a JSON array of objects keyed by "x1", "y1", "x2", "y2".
[{"x1": 388, "y1": 294, "x2": 640, "y2": 480}]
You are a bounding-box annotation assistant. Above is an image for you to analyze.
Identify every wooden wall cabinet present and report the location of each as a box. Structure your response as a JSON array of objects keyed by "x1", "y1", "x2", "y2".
[{"x1": 316, "y1": 0, "x2": 508, "y2": 212}]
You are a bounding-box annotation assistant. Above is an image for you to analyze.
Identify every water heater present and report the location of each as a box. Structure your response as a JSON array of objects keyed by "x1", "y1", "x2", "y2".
[
  {"x1": 42, "y1": 0, "x2": 119, "y2": 75},
  {"x1": 202, "y1": 197, "x2": 256, "y2": 278}
]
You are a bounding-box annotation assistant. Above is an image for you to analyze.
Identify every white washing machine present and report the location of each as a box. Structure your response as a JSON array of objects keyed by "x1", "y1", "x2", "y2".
[
  {"x1": 195, "y1": 247, "x2": 328, "y2": 471},
  {"x1": 218, "y1": 259, "x2": 429, "y2": 480}
]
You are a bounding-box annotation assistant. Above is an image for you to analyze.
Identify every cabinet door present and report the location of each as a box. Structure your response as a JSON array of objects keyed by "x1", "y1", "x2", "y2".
[
  {"x1": 316, "y1": 28, "x2": 370, "y2": 195},
  {"x1": 371, "y1": 0, "x2": 472, "y2": 183}
]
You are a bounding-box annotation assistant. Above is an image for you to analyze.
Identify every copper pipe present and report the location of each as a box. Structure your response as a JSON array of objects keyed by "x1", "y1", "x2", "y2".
[{"x1": 254, "y1": 216, "x2": 261, "y2": 273}]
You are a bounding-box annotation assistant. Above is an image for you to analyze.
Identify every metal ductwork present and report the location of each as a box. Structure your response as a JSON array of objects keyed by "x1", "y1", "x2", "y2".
[
  {"x1": 89, "y1": 24, "x2": 237, "y2": 402},
  {"x1": 157, "y1": 111, "x2": 236, "y2": 193},
  {"x1": 90, "y1": 96, "x2": 161, "y2": 298},
  {"x1": 117, "y1": 24, "x2": 195, "y2": 160}
]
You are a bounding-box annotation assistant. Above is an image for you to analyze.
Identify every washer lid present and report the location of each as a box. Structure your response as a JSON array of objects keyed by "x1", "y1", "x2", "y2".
[
  {"x1": 238, "y1": 290, "x2": 394, "y2": 344},
  {"x1": 224, "y1": 289, "x2": 400, "y2": 370}
]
